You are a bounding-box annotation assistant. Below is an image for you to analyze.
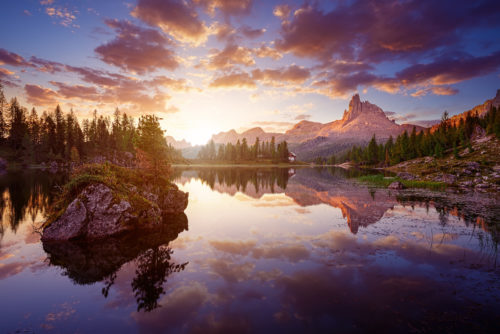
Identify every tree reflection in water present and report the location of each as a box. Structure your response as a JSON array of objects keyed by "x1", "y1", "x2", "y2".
[
  {"x1": 132, "y1": 246, "x2": 187, "y2": 312},
  {"x1": 43, "y1": 213, "x2": 189, "y2": 312}
]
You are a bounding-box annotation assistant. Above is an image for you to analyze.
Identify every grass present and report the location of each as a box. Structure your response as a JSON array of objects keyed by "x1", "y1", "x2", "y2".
[{"x1": 357, "y1": 174, "x2": 446, "y2": 190}]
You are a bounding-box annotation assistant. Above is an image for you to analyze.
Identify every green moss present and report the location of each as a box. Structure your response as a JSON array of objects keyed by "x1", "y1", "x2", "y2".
[{"x1": 357, "y1": 174, "x2": 446, "y2": 190}]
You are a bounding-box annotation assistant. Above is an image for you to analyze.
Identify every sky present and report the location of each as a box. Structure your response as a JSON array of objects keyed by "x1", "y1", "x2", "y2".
[{"x1": 1, "y1": 0, "x2": 500, "y2": 145}]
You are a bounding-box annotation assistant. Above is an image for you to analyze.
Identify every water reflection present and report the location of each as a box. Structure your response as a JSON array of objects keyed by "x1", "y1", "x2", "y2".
[
  {"x1": 174, "y1": 166, "x2": 500, "y2": 235},
  {"x1": 0, "y1": 167, "x2": 499, "y2": 333},
  {"x1": 43, "y1": 213, "x2": 188, "y2": 311},
  {"x1": 0, "y1": 170, "x2": 66, "y2": 237}
]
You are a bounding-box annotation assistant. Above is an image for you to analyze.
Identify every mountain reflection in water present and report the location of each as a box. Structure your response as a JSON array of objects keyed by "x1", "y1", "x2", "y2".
[
  {"x1": 173, "y1": 166, "x2": 500, "y2": 235},
  {"x1": 0, "y1": 167, "x2": 499, "y2": 333}
]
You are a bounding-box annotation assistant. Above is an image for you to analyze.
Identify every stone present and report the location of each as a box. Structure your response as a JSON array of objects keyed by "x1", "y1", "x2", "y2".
[
  {"x1": 388, "y1": 181, "x2": 405, "y2": 190},
  {"x1": 433, "y1": 173, "x2": 457, "y2": 184},
  {"x1": 396, "y1": 172, "x2": 417, "y2": 180},
  {"x1": 42, "y1": 182, "x2": 188, "y2": 242},
  {"x1": 42, "y1": 198, "x2": 87, "y2": 241},
  {"x1": 161, "y1": 188, "x2": 189, "y2": 214}
]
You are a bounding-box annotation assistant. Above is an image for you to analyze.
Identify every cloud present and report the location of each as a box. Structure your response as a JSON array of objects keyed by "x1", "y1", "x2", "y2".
[
  {"x1": 209, "y1": 71, "x2": 256, "y2": 89},
  {"x1": 0, "y1": 48, "x2": 32, "y2": 67},
  {"x1": 25, "y1": 84, "x2": 60, "y2": 106},
  {"x1": 95, "y1": 19, "x2": 179, "y2": 74},
  {"x1": 195, "y1": 0, "x2": 253, "y2": 17},
  {"x1": 239, "y1": 25, "x2": 265, "y2": 39},
  {"x1": 132, "y1": 0, "x2": 209, "y2": 45},
  {"x1": 276, "y1": 1, "x2": 500, "y2": 63},
  {"x1": 207, "y1": 44, "x2": 255, "y2": 70},
  {"x1": 133, "y1": 282, "x2": 210, "y2": 333},
  {"x1": 294, "y1": 114, "x2": 311, "y2": 121},
  {"x1": 0, "y1": 68, "x2": 18, "y2": 87},
  {"x1": 49, "y1": 81, "x2": 100, "y2": 100},
  {"x1": 251, "y1": 65, "x2": 310, "y2": 86},
  {"x1": 253, "y1": 44, "x2": 282, "y2": 60},
  {"x1": 273, "y1": 4, "x2": 291, "y2": 20},
  {"x1": 272, "y1": 1, "x2": 500, "y2": 97},
  {"x1": 209, "y1": 65, "x2": 311, "y2": 90},
  {"x1": 42, "y1": 2, "x2": 78, "y2": 28}
]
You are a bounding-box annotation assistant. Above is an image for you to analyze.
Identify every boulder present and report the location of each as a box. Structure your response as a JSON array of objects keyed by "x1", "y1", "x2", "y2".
[
  {"x1": 396, "y1": 172, "x2": 417, "y2": 180},
  {"x1": 161, "y1": 188, "x2": 189, "y2": 214},
  {"x1": 433, "y1": 173, "x2": 457, "y2": 184},
  {"x1": 42, "y1": 183, "x2": 188, "y2": 242},
  {"x1": 388, "y1": 181, "x2": 405, "y2": 190}
]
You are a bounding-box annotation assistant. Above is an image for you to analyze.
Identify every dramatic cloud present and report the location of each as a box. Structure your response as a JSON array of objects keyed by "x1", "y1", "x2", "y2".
[
  {"x1": 25, "y1": 84, "x2": 60, "y2": 106},
  {"x1": 132, "y1": 0, "x2": 209, "y2": 45},
  {"x1": 276, "y1": 1, "x2": 500, "y2": 63},
  {"x1": 95, "y1": 19, "x2": 179, "y2": 74},
  {"x1": 272, "y1": 1, "x2": 500, "y2": 97}
]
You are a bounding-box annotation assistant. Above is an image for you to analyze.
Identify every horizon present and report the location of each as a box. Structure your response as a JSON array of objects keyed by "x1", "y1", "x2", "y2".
[{"x1": 1, "y1": 1, "x2": 500, "y2": 145}]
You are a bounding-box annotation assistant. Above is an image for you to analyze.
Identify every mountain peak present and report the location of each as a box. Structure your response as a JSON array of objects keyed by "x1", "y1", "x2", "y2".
[{"x1": 341, "y1": 94, "x2": 385, "y2": 124}]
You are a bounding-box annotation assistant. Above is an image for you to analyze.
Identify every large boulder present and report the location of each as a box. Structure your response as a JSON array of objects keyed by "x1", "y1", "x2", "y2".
[{"x1": 42, "y1": 183, "x2": 188, "y2": 242}]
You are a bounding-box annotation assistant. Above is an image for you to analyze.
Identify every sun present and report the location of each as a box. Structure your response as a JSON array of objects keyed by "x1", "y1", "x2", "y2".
[{"x1": 182, "y1": 125, "x2": 214, "y2": 146}]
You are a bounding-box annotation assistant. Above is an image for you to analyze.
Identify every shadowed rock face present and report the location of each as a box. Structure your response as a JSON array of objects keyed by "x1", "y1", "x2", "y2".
[{"x1": 43, "y1": 213, "x2": 188, "y2": 285}]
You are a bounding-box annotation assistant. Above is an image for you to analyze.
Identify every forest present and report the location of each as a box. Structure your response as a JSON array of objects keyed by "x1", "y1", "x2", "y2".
[
  {"x1": 0, "y1": 85, "x2": 182, "y2": 165},
  {"x1": 197, "y1": 136, "x2": 291, "y2": 163},
  {"x1": 316, "y1": 106, "x2": 500, "y2": 166}
]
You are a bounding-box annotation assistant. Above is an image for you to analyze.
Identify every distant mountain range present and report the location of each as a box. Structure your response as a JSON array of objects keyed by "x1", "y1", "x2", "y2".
[
  {"x1": 173, "y1": 91, "x2": 500, "y2": 160},
  {"x1": 210, "y1": 94, "x2": 425, "y2": 160}
]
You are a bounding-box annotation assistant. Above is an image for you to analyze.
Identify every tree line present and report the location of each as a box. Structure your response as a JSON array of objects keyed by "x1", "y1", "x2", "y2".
[
  {"x1": 197, "y1": 136, "x2": 291, "y2": 162},
  {"x1": 316, "y1": 105, "x2": 500, "y2": 166},
  {"x1": 0, "y1": 85, "x2": 181, "y2": 165}
]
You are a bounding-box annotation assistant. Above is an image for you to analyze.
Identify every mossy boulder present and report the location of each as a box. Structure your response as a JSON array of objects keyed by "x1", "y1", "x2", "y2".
[{"x1": 41, "y1": 163, "x2": 188, "y2": 242}]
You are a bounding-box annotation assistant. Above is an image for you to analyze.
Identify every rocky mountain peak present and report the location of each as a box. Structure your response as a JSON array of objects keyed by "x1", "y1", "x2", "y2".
[{"x1": 341, "y1": 94, "x2": 386, "y2": 124}]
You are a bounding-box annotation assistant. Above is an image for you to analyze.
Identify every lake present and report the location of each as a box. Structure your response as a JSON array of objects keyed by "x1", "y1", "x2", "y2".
[{"x1": 0, "y1": 167, "x2": 499, "y2": 333}]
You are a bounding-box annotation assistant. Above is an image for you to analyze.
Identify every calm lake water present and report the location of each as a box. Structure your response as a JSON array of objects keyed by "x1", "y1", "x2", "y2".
[{"x1": 1, "y1": 167, "x2": 499, "y2": 333}]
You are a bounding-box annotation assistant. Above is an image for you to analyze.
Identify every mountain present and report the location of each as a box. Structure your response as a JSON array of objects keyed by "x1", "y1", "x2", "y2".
[
  {"x1": 210, "y1": 94, "x2": 424, "y2": 160},
  {"x1": 212, "y1": 127, "x2": 282, "y2": 145},
  {"x1": 431, "y1": 89, "x2": 500, "y2": 132},
  {"x1": 165, "y1": 136, "x2": 191, "y2": 150}
]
